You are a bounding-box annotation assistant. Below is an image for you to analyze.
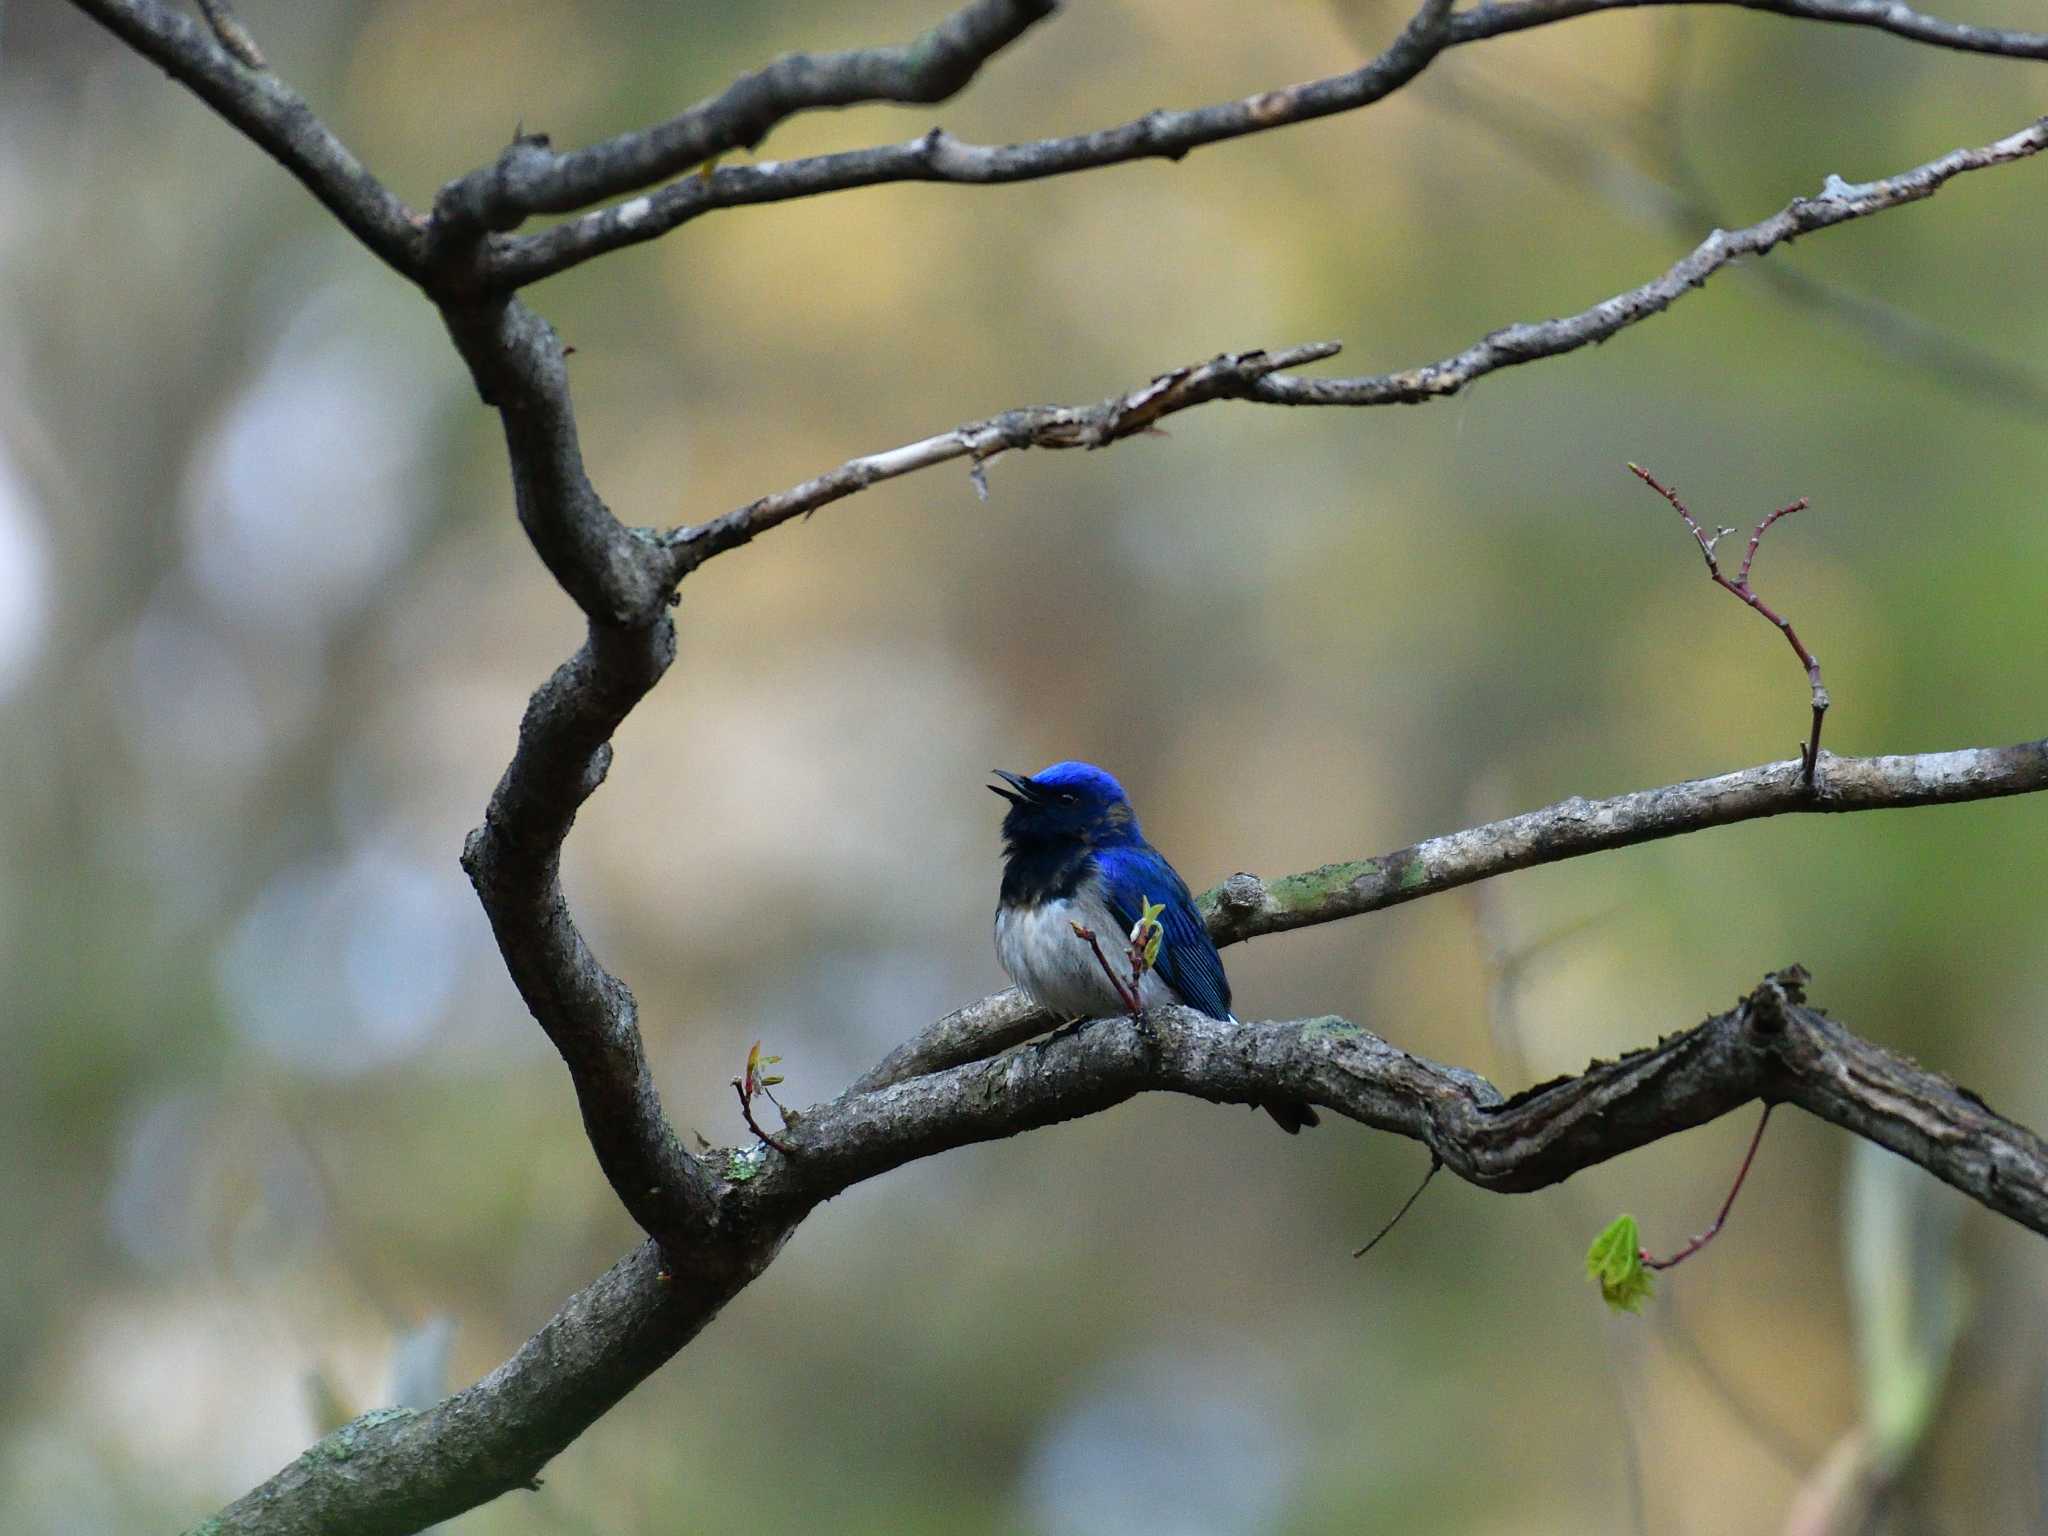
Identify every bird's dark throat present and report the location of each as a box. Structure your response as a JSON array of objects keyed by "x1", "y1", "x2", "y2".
[{"x1": 998, "y1": 839, "x2": 1091, "y2": 907}]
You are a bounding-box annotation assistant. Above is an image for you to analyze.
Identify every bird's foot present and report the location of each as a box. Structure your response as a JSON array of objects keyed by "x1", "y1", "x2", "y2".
[{"x1": 1038, "y1": 1015, "x2": 1093, "y2": 1051}]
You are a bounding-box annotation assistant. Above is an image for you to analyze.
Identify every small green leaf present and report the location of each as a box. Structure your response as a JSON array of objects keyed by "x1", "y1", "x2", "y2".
[
  {"x1": 1586, "y1": 1215, "x2": 1655, "y2": 1314},
  {"x1": 1130, "y1": 897, "x2": 1166, "y2": 971},
  {"x1": 760, "y1": 1073, "x2": 783, "y2": 1087}
]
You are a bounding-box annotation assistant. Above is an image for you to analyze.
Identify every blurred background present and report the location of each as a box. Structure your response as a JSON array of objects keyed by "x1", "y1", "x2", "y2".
[{"x1": 4, "y1": 0, "x2": 2047, "y2": 1530}]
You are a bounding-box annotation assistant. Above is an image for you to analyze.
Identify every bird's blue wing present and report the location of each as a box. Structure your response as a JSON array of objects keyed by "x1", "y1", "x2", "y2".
[{"x1": 1095, "y1": 843, "x2": 1232, "y2": 1020}]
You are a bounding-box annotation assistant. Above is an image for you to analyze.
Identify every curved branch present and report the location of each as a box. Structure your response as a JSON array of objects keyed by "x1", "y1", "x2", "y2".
[
  {"x1": 653, "y1": 114, "x2": 2048, "y2": 576},
  {"x1": 757, "y1": 972, "x2": 2048, "y2": 1233},
  {"x1": 440, "y1": 298, "x2": 672, "y2": 624},
  {"x1": 490, "y1": 0, "x2": 2043, "y2": 286},
  {"x1": 664, "y1": 341, "x2": 1341, "y2": 577},
  {"x1": 427, "y1": 0, "x2": 1060, "y2": 245},
  {"x1": 64, "y1": 0, "x2": 426, "y2": 280},
  {"x1": 208, "y1": 1240, "x2": 766, "y2": 1536},
  {"x1": 206, "y1": 970, "x2": 2048, "y2": 1534},
  {"x1": 459, "y1": 620, "x2": 718, "y2": 1253},
  {"x1": 868, "y1": 738, "x2": 2048, "y2": 1086},
  {"x1": 1455, "y1": 0, "x2": 2048, "y2": 57},
  {"x1": 490, "y1": 0, "x2": 1459, "y2": 285},
  {"x1": 1251, "y1": 115, "x2": 2048, "y2": 404}
]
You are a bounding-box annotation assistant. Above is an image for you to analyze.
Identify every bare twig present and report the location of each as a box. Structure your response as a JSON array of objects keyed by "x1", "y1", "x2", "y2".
[
  {"x1": 662, "y1": 342, "x2": 1341, "y2": 577},
  {"x1": 1640, "y1": 1104, "x2": 1774, "y2": 1270},
  {"x1": 1409, "y1": 48, "x2": 2048, "y2": 420},
  {"x1": 1070, "y1": 922, "x2": 1143, "y2": 1015},
  {"x1": 730, "y1": 1078, "x2": 798, "y2": 1158},
  {"x1": 1632, "y1": 465, "x2": 1830, "y2": 783},
  {"x1": 1456, "y1": 0, "x2": 2048, "y2": 58},
  {"x1": 1250, "y1": 117, "x2": 2048, "y2": 405},
  {"x1": 1352, "y1": 1156, "x2": 1443, "y2": 1258}
]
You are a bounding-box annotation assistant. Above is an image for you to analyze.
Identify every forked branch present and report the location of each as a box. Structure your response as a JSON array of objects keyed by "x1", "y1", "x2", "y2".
[
  {"x1": 209, "y1": 968, "x2": 2048, "y2": 1535},
  {"x1": 660, "y1": 115, "x2": 2048, "y2": 582},
  {"x1": 1633, "y1": 465, "x2": 1831, "y2": 782},
  {"x1": 489, "y1": 4, "x2": 2048, "y2": 285}
]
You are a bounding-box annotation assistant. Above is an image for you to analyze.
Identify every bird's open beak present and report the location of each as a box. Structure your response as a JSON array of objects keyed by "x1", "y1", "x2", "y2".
[{"x1": 988, "y1": 768, "x2": 1036, "y2": 805}]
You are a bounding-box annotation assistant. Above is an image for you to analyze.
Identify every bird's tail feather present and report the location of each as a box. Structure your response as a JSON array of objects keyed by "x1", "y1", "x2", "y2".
[{"x1": 1261, "y1": 1100, "x2": 1321, "y2": 1134}]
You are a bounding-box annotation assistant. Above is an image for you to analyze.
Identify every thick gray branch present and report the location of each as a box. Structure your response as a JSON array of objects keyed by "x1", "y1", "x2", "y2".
[
  {"x1": 491, "y1": 0, "x2": 2043, "y2": 285},
  {"x1": 868, "y1": 739, "x2": 2048, "y2": 1087},
  {"x1": 439, "y1": 298, "x2": 671, "y2": 624},
  {"x1": 760, "y1": 972, "x2": 2048, "y2": 1233},
  {"x1": 208, "y1": 1241, "x2": 770, "y2": 1536},
  {"x1": 432, "y1": 308, "x2": 713, "y2": 1257},
  {"x1": 64, "y1": 0, "x2": 425, "y2": 280},
  {"x1": 206, "y1": 970, "x2": 2048, "y2": 1534},
  {"x1": 458, "y1": 621, "x2": 718, "y2": 1253}
]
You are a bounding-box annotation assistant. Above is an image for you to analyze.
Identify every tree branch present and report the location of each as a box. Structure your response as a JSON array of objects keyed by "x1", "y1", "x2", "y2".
[
  {"x1": 64, "y1": 0, "x2": 425, "y2": 281},
  {"x1": 1411, "y1": 37, "x2": 2048, "y2": 420},
  {"x1": 663, "y1": 341, "x2": 1341, "y2": 577},
  {"x1": 427, "y1": 0, "x2": 1060, "y2": 253},
  {"x1": 488, "y1": 0, "x2": 2044, "y2": 286},
  {"x1": 457, "y1": 621, "x2": 720, "y2": 1255},
  {"x1": 652, "y1": 113, "x2": 2047, "y2": 578},
  {"x1": 439, "y1": 297, "x2": 673, "y2": 624},
  {"x1": 489, "y1": 0, "x2": 1460, "y2": 285},
  {"x1": 1248, "y1": 115, "x2": 2048, "y2": 404},
  {"x1": 868, "y1": 738, "x2": 2048, "y2": 1087},
  {"x1": 1454, "y1": 0, "x2": 2048, "y2": 58},
  {"x1": 206, "y1": 968, "x2": 2048, "y2": 1534}
]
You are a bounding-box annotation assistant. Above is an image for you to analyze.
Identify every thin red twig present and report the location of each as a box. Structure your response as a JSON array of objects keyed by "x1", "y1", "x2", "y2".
[
  {"x1": 1071, "y1": 921, "x2": 1144, "y2": 1015},
  {"x1": 1631, "y1": 465, "x2": 1830, "y2": 785},
  {"x1": 1640, "y1": 1104, "x2": 1774, "y2": 1271},
  {"x1": 730, "y1": 1078, "x2": 797, "y2": 1157}
]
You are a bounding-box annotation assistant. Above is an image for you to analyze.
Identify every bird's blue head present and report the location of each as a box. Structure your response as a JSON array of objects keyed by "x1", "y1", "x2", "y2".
[{"x1": 989, "y1": 760, "x2": 1143, "y2": 852}]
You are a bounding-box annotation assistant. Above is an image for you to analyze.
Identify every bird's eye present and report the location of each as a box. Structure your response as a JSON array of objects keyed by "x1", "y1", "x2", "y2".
[{"x1": 1059, "y1": 792, "x2": 1078, "y2": 805}]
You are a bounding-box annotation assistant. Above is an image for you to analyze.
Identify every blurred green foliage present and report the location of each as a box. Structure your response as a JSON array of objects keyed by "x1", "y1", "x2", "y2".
[{"x1": 3, "y1": 1, "x2": 2046, "y2": 1531}]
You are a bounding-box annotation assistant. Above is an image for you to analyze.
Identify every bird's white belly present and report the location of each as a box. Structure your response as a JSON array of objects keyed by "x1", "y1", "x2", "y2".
[{"x1": 995, "y1": 893, "x2": 1174, "y2": 1018}]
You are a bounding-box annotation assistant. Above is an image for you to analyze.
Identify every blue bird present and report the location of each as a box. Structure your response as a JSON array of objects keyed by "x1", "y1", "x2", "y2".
[{"x1": 990, "y1": 761, "x2": 1320, "y2": 1134}]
